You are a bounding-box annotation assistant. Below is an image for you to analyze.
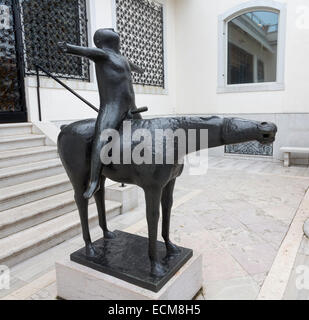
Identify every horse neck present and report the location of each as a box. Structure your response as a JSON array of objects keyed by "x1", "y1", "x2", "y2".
[{"x1": 173, "y1": 116, "x2": 225, "y2": 151}]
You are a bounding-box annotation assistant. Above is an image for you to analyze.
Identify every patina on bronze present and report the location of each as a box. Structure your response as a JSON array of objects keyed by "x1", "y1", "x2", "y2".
[{"x1": 57, "y1": 29, "x2": 277, "y2": 287}]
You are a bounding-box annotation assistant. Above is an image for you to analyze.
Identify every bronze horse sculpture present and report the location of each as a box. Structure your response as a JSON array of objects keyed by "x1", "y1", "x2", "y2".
[
  {"x1": 58, "y1": 115, "x2": 277, "y2": 276},
  {"x1": 57, "y1": 28, "x2": 277, "y2": 277}
]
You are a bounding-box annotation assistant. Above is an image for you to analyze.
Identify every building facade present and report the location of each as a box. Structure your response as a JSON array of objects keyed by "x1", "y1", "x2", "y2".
[{"x1": 1, "y1": 0, "x2": 309, "y2": 163}]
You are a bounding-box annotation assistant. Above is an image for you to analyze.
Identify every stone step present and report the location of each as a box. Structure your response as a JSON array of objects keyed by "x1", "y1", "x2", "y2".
[
  {"x1": 0, "y1": 200, "x2": 122, "y2": 267},
  {"x1": 0, "y1": 173, "x2": 72, "y2": 211},
  {"x1": 0, "y1": 158, "x2": 64, "y2": 188},
  {"x1": 0, "y1": 134, "x2": 46, "y2": 152},
  {"x1": 0, "y1": 190, "x2": 97, "y2": 239},
  {"x1": 0, "y1": 146, "x2": 58, "y2": 169},
  {"x1": 0, "y1": 123, "x2": 32, "y2": 136}
]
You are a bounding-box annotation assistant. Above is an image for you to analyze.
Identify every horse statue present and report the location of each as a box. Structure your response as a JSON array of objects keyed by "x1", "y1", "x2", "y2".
[{"x1": 58, "y1": 115, "x2": 277, "y2": 276}]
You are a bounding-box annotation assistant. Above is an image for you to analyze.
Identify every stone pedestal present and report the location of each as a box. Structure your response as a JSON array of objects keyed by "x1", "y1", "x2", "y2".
[
  {"x1": 56, "y1": 252, "x2": 203, "y2": 300},
  {"x1": 105, "y1": 184, "x2": 138, "y2": 213}
]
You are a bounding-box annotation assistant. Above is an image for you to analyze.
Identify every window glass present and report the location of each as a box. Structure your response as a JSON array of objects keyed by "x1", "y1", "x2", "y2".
[{"x1": 227, "y1": 11, "x2": 278, "y2": 85}]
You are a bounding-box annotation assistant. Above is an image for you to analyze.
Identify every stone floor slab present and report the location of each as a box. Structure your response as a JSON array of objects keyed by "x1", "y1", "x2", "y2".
[
  {"x1": 283, "y1": 253, "x2": 309, "y2": 300},
  {"x1": 204, "y1": 276, "x2": 260, "y2": 300},
  {"x1": 304, "y1": 219, "x2": 309, "y2": 238}
]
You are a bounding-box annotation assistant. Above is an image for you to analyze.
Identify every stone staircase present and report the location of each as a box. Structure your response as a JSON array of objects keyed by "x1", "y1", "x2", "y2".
[{"x1": 0, "y1": 123, "x2": 122, "y2": 267}]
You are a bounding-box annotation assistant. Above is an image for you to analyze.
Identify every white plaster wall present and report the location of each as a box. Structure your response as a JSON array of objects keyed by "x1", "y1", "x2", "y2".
[
  {"x1": 174, "y1": 0, "x2": 309, "y2": 115},
  {"x1": 25, "y1": 0, "x2": 177, "y2": 122}
]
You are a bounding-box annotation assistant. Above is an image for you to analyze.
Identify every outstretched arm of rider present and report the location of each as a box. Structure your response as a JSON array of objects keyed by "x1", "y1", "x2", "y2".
[
  {"x1": 129, "y1": 60, "x2": 144, "y2": 74},
  {"x1": 58, "y1": 42, "x2": 107, "y2": 61}
]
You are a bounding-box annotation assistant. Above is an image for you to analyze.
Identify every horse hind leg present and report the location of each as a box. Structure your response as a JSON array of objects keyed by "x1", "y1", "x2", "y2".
[
  {"x1": 74, "y1": 190, "x2": 100, "y2": 257},
  {"x1": 161, "y1": 179, "x2": 181, "y2": 256},
  {"x1": 94, "y1": 176, "x2": 116, "y2": 239}
]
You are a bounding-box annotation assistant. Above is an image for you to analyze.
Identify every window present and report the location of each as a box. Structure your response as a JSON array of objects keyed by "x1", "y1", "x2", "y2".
[
  {"x1": 228, "y1": 43, "x2": 254, "y2": 84},
  {"x1": 115, "y1": 0, "x2": 165, "y2": 88},
  {"x1": 20, "y1": 0, "x2": 89, "y2": 81},
  {"x1": 218, "y1": 1, "x2": 286, "y2": 93},
  {"x1": 257, "y1": 59, "x2": 265, "y2": 82},
  {"x1": 228, "y1": 11, "x2": 278, "y2": 85}
]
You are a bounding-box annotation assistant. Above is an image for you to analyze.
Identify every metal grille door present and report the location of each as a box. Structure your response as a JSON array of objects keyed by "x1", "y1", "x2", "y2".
[{"x1": 0, "y1": 0, "x2": 26, "y2": 123}]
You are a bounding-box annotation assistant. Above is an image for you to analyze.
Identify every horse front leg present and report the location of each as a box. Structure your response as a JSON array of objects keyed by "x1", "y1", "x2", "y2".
[
  {"x1": 161, "y1": 178, "x2": 181, "y2": 257},
  {"x1": 94, "y1": 176, "x2": 116, "y2": 239},
  {"x1": 144, "y1": 187, "x2": 167, "y2": 277}
]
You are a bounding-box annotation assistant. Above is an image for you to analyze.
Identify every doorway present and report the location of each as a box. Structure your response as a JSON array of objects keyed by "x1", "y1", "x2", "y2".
[{"x1": 0, "y1": 0, "x2": 27, "y2": 123}]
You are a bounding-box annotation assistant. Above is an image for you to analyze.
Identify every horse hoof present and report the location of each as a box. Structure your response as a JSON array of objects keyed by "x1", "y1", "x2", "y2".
[
  {"x1": 85, "y1": 243, "x2": 100, "y2": 258},
  {"x1": 166, "y1": 241, "x2": 181, "y2": 256},
  {"x1": 151, "y1": 262, "x2": 167, "y2": 277},
  {"x1": 104, "y1": 230, "x2": 116, "y2": 239}
]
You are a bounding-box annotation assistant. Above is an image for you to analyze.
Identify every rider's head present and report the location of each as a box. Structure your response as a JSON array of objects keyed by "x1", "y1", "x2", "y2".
[{"x1": 93, "y1": 28, "x2": 120, "y2": 52}]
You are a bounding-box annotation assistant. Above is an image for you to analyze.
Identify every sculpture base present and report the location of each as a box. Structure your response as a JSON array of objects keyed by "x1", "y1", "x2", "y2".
[
  {"x1": 69, "y1": 230, "x2": 193, "y2": 293},
  {"x1": 56, "y1": 253, "x2": 202, "y2": 300}
]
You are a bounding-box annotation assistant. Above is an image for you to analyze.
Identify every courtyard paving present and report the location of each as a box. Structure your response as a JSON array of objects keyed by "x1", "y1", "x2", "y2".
[{"x1": 1, "y1": 156, "x2": 309, "y2": 300}]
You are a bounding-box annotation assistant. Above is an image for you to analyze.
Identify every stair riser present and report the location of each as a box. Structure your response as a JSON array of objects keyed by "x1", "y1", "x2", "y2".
[
  {"x1": 0, "y1": 182, "x2": 72, "y2": 211},
  {"x1": 0, "y1": 198, "x2": 96, "y2": 239},
  {"x1": 0, "y1": 138, "x2": 45, "y2": 152},
  {"x1": 0, "y1": 151, "x2": 58, "y2": 169},
  {"x1": 0, "y1": 206, "x2": 121, "y2": 267},
  {"x1": 0, "y1": 126, "x2": 32, "y2": 136},
  {"x1": 0, "y1": 165, "x2": 65, "y2": 188}
]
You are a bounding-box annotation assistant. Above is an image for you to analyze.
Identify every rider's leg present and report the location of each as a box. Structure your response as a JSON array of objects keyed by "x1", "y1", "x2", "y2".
[
  {"x1": 83, "y1": 109, "x2": 105, "y2": 199},
  {"x1": 84, "y1": 105, "x2": 123, "y2": 199}
]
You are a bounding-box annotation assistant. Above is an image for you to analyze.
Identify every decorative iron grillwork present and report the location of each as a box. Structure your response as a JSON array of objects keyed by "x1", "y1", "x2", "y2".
[
  {"x1": 115, "y1": 0, "x2": 165, "y2": 88},
  {"x1": 0, "y1": 0, "x2": 23, "y2": 112},
  {"x1": 20, "y1": 0, "x2": 89, "y2": 81},
  {"x1": 225, "y1": 141, "x2": 273, "y2": 156}
]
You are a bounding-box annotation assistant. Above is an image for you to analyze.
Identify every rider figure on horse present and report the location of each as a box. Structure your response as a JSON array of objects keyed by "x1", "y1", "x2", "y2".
[{"x1": 58, "y1": 28, "x2": 143, "y2": 199}]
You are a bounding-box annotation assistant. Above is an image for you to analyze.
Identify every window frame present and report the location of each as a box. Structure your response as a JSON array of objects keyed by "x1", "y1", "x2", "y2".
[{"x1": 217, "y1": 0, "x2": 286, "y2": 93}]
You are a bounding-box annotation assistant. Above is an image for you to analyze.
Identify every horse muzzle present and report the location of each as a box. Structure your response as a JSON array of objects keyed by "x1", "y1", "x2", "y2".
[{"x1": 257, "y1": 122, "x2": 277, "y2": 145}]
